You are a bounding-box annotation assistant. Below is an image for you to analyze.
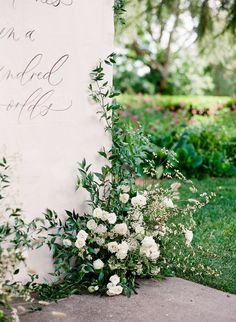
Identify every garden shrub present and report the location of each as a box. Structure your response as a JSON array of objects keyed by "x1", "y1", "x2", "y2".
[{"x1": 118, "y1": 94, "x2": 236, "y2": 178}]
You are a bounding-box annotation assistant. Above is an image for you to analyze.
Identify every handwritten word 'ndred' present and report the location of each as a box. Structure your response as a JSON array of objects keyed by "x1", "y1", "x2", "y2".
[{"x1": 0, "y1": 54, "x2": 69, "y2": 87}]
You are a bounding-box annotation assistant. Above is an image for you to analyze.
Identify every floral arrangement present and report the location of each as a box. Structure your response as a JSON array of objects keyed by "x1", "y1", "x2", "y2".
[
  {"x1": 0, "y1": 56, "x2": 218, "y2": 321},
  {"x1": 41, "y1": 178, "x2": 214, "y2": 298},
  {"x1": 0, "y1": 54, "x2": 218, "y2": 319},
  {"x1": 0, "y1": 158, "x2": 45, "y2": 322},
  {"x1": 35, "y1": 55, "x2": 217, "y2": 300},
  {"x1": 0, "y1": 158, "x2": 29, "y2": 321}
]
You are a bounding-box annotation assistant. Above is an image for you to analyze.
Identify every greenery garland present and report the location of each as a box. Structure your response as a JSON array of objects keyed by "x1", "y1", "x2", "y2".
[{"x1": 114, "y1": 0, "x2": 126, "y2": 25}]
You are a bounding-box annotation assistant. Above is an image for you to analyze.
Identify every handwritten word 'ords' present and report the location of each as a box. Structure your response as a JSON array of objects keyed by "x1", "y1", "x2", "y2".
[
  {"x1": 12, "y1": 0, "x2": 73, "y2": 8},
  {"x1": 35, "y1": 0, "x2": 73, "y2": 6},
  {"x1": 0, "y1": 54, "x2": 69, "y2": 87},
  {"x1": 0, "y1": 87, "x2": 72, "y2": 122}
]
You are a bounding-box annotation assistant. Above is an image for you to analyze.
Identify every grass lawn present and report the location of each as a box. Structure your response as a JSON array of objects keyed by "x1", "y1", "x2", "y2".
[{"x1": 176, "y1": 177, "x2": 236, "y2": 294}]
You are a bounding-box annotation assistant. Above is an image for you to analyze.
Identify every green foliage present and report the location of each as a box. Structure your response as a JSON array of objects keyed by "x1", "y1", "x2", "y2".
[
  {"x1": 0, "y1": 159, "x2": 40, "y2": 322},
  {"x1": 118, "y1": 94, "x2": 236, "y2": 178},
  {"x1": 114, "y1": 0, "x2": 127, "y2": 25},
  {"x1": 174, "y1": 177, "x2": 236, "y2": 294},
  {"x1": 34, "y1": 56, "x2": 217, "y2": 301},
  {"x1": 114, "y1": 53, "x2": 215, "y2": 95},
  {"x1": 114, "y1": 68, "x2": 156, "y2": 94}
]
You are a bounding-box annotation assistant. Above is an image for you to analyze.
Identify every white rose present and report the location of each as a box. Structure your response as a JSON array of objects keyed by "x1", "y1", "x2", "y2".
[
  {"x1": 131, "y1": 194, "x2": 147, "y2": 207},
  {"x1": 128, "y1": 238, "x2": 139, "y2": 251},
  {"x1": 116, "y1": 241, "x2": 129, "y2": 260},
  {"x1": 141, "y1": 236, "x2": 156, "y2": 248},
  {"x1": 107, "y1": 241, "x2": 119, "y2": 253},
  {"x1": 63, "y1": 239, "x2": 72, "y2": 247},
  {"x1": 140, "y1": 236, "x2": 160, "y2": 260},
  {"x1": 95, "y1": 224, "x2": 107, "y2": 235},
  {"x1": 95, "y1": 237, "x2": 105, "y2": 246},
  {"x1": 113, "y1": 223, "x2": 128, "y2": 236},
  {"x1": 107, "y1": 284, "x2": 123, "y2": 296},
  {"x1": 87, "y1": 219, "x2": 97, "y2": 231},
  {"x1": 75, "y1": 230, "x2": 88, "y2": 249},
  {"x1": 185, "y1": 230, "x2": 193, "y2": 246},
  {"x1": 119, "y1": 241, "x2": 129, "y2": 252},
  {"x1": 93, "y1": 259, "x2": 104, "y2": 270},
  {"x1": 101, "y1": 211, "x2": 109, "y2": 221},
  {"x1": 77, "y1": 230, "x2": 88, "y2": 241},
  {"x1": 120, "y1": 185, "x2": 130, "y2": 193},
  {"x1": 109, "y1": 274, "x2": 120, "y2": 285},
  {"x1": 116, "y1": 250, "x2": 128, "y2": 260},
  {"x1": 162, "y1": 197, "x2": 174, "y2": 208},
  {"x1": 107, "y1": 212, "x2": 117, "y2": 224},
  {"x1": 75, "y1": 238, "x2": 86, "y2": 249},
  {"x1": 134, "y1": 224, "x2": 145, "y2": 235},
  {"x1": 140, "y1": 245, "x2": 160, "y2": 261},
  {"x1": 116, "y1": 250, "x2": 128, "y2": 261},
  {"x1": 149, "y1": 245, "x2": 160, "y2": 260},
  {"x1": 119, "y1": 193, "x2": 130, "y2": 204},
  {"x1": 93, "y1": 208, "x2": 103, "y2": 219}
]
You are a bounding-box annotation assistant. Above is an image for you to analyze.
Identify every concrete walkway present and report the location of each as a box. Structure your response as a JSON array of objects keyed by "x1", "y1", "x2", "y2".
[{"x1": 20, "y1": 278, "x2": 236, "y2": 322}]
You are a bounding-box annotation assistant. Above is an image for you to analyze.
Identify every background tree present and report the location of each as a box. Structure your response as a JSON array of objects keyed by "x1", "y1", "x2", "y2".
[{"x1": 115, "y1": 0, "x2": 236, "y2": 95}]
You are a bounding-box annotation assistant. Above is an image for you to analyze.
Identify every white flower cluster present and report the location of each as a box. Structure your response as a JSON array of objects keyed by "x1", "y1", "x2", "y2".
[
  {"x1": 131, "y1": 194, "x2": 147, "y2": 207},
  {"x1": 93, "y1": 259, "x2": 104, "y2": 270},
  {"x1": 107, "y1": 275, "x2": 123, "y2": 296},
  {"x1": 108, "y1": 241, "x2": 129, "y2": 260},
  {"x1": 75, "y1": 230, "x2": 88, "y2": 249},
  {"x1": 63, "y1": 186, "x2": 198, "y2": 297},
  {"x1": 93, "y1": 208, "x2": 117, "y2": 224},
  {"x1": 140, "y1": 236, "x2": 160, "y2": 260}
]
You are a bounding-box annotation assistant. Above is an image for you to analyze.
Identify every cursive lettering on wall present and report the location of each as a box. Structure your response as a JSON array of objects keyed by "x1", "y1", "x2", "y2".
[
  {"x1": 0, "y1": 54, "x2": 69, "y2": 87},
  {"x1": 0, "y1": 26, "x2": 36, "y2": 42},
  {"x1": 2, "y1": 1, "x2": 74, "y2": 123},
  {"x1": 0, "y1": 88, "x2": 72, "y2": 122},
  {"x1": 12, "y1": 0, "x2": 73, "y2": 8}
]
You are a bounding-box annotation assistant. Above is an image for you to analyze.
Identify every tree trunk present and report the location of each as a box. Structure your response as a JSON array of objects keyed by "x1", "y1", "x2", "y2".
[{"x1": 159, "y1": 76, "x2": 167, "y2": 94}]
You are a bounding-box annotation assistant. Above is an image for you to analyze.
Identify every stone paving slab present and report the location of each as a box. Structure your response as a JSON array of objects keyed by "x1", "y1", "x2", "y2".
[{"x1": 20, "y1": 278, "x2": 236, "y2": 322}]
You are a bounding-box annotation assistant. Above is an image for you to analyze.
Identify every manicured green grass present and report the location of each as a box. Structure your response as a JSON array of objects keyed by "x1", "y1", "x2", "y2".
[{"x1": 177, "y1": 177, "x2": 236, "y2": 294}]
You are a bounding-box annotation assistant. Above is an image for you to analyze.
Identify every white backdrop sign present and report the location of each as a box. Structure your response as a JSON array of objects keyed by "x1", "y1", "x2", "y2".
[{"x1": 0, "y1": 0, "x2": 113, "y2": 278}]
